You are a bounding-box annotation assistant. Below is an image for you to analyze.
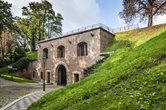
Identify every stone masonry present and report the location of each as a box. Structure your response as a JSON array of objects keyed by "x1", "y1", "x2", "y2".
[{"x1": 29, "y1": 24, "x2": 115, "y2": 85}]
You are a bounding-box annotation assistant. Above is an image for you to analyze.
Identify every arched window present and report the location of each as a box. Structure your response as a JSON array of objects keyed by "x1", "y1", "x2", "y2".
[
  {"x1": 57, "y1": 45, "x2": 65, "y2": 58},
  {"x1": 43, "y1": 48, "x2": 48, "y2": 59},
  {"x1": 77, "y1": 42, "x2": 88, "y2": 56}
]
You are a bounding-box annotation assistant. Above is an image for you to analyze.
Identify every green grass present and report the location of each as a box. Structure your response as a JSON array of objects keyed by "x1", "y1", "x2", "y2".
[
  {"x1": 28, "y1": 26, "x2": 166, "y2": 110},
  {"x1": 0, "y1": 67, "x2": 35, "y2": 83},
  {"x1": 0, "y1": 66, "x2": 8, "y2": 74},
  {"x1": 26, "y1": 51, "x2": 38, "y2": 60},
  {"x1": 116, "y1": 23, "x2": 166, "y2": 47},
  {"x1": 0, "y1": 65, "x2": 34, "y2": 83},
  {"x1": 0, "y1": 51, "x2": 37, "y2": 83},
  {"x1": 1, "y1": 74, "x2": 35, "y2": 83},
  {"x1": 104, "y1": 24, "x2": 166, "y2": 53},
  {"x1": 104, "y1": 39, "x2": 132, "y2": 52}
]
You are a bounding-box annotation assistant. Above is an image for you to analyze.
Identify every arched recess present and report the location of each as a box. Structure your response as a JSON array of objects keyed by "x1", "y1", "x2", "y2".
[
  {"x1": 57, "y1": 45, "x2": 65, "y2": 58},
  {"x1": 56, "y1": 64, "x2": 67, "y2": 85},
  {"x1": 43, "y1": 48, "x2": 48, "y2": 58},
  {"x1": 77, "y1": 42, "x2": 88, "y2": 56}
]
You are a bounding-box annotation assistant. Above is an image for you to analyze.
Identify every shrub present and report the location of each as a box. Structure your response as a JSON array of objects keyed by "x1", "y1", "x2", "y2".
[
  {"x1": 0, "y1": 58, "x2": 10, "y2": 67},
  {"x1": 12, "y1": 57, "x2": 29, "y2": 71},
  {"x1": 13, "y1": 47, "x2": 26, "y2": 62}
]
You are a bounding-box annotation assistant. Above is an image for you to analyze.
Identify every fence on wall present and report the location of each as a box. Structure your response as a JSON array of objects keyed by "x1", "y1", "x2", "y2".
[
  {"x1": 62, "y1": 23, "x2": 139, "y2": 36},
  {"x1": 111, "y1": 24, "x2": 139, "y2": 33},
  {"x1": 54, "y1": 23, "x2": 140, "y2": 38},
  {"x1": 62, "y1": 23, "x2": 114, "y2": 36}
]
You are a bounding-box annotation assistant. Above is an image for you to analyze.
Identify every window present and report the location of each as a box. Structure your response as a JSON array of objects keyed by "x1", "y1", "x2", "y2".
[
  {"x1": 74, "y1": 74, "x2": 79, "y2": 82},
  {"x1": 43, "y1": 48, "x2": 48, "y2": 59},
  {"x1": 57, "y1": 45, "x2": 65, "y2": 58},
  {"x1": 47, "y1": 72, "x2": 51, "y2": 83},
  {"x1": 77, "y1": 42, "x2": 88, "y2": 56},
  {"x1": 32, "y1": 71, "x2": 35, "y2": 78},
  {"x1": 40, "y1": 72, "x2": 43, "y2": 79}
]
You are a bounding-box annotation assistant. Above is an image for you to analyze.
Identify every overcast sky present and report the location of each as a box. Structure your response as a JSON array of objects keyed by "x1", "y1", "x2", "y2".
[{"x1": 5, "y1": 0, "x2": 166, "y2": 32}]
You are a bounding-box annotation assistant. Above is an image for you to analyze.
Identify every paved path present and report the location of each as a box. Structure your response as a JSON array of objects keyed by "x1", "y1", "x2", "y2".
[
  {"x1": 1, "y1": 86, "x2": 61, "y2": 110},
  {"x1": 0, "y1": 77, "x2": 19, "y2": 87},
  {"x1": 0, "y1": 77, "x2": 62, "y2": 110},
  {"x1": 0, "y1": 77, "x2": 42, "y2": 108}
]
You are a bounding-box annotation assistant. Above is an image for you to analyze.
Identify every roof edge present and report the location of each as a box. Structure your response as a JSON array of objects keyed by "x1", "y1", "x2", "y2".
[{"x1": 38, "y1": 24, "x2": 115, "y2": 44}]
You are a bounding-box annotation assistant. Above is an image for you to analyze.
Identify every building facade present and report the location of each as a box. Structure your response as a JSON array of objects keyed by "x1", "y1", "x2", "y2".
[{"x1": 30, "y1": 24, "x2": 115, "y2": 85}]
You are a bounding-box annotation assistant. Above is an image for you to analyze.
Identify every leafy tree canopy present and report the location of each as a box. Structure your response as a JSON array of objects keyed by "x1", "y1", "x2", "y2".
[
  {"x1": 16, "y1": 0, "x2": 63, "y2": 51},
  {"x1": 119, "y1": 0, "x2": 166, "y2": 27},
  {"x1": 0, "y1": 0, "x2": 13, "y2": 33}
]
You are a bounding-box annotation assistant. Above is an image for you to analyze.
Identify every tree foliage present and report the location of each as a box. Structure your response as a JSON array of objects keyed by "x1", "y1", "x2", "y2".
[
  {"x1": 16, "y1": 0, "x2": 63, "y2": 51},
  {"x1": 0, "y1": 0, "x2": 13, "y2": 33},
  {"x1": 0, "y1": 0, "x2": 63, "y2": 66},
  {"x1": 119, "y1": 0, "x2": 166, "y2": 27},
  {"x1": 6, "y1": 39, "x2": 15, "y2": 61},
  {"x1": 0, "y1": 0, "x2": 13, "y2": 59}
]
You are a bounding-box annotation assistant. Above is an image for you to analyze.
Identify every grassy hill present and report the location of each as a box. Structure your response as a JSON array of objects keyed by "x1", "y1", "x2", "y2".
[{"x1": 28, "y1": 24, "x2": 166, "y2": 110}]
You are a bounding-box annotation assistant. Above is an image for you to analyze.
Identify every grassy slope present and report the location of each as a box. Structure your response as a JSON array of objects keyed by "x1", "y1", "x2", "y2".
[
  {"x1": 26, "y1": 51, "x2": 38, "y2": 61},
  {"x1": 105, "y1": 23, "x2": 166, "y2": 52},
  {"x1": 28, "y1": 25, "x2": 166, "y2": 110},
  {"x1": 0, "y1": 74, "x2": 35, "y2": 83},
  {"x1": 116, "y1": 23, "x2": 166, "y2": 46}
]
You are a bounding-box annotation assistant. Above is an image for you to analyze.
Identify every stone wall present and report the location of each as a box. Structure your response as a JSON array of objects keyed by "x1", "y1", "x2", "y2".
[
  {"x1": 30, "y1": 28, "x2": 114, "y2": 85},
  {"x1": 100, "y1": 29, "x2": 115, "y2": 52}
]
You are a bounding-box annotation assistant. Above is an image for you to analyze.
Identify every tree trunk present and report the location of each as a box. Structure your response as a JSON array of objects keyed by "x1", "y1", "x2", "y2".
[
  {"x1": 31, "y1": 32, "x2": 36, "y2": 51},
  {"x1": 0, "y1": 34, "x2": 2, "y2": 59},
  {"x1": 39, "y1": 22, "x2": 42, "y2": 41},
  {"x1": 147, "y1": 15, "x2": 153, "y2": 27},
  {"x1": 0, "y1": 32, "x2": 5, "y2": 59}
]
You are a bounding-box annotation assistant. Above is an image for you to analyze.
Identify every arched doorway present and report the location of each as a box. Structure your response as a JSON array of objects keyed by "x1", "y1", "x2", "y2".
[{"x1": 57, "y1": 65, "x2": 67, "y2": 85}]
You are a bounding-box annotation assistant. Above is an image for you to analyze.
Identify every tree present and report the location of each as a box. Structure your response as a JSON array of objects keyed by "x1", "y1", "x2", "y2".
[
  {"x1": 6, "y1": 39, "x2": 15, "y2": 62},
  {"x1": 119, "y1": 0, "x2": 166, "y2": 27},
  {"x1": 17, "y1": 0, "x2": 63, "y2": 51},
  {"x1": 0, "y1": 0, "x2": 14, "y2": 59},
  {"x1": 16, "y1": 17, "x2": 38, "y2": 51}
]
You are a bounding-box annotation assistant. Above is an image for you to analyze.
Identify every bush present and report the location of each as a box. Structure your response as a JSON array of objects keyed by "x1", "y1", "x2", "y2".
[
  {"x1": 0, "y1": 58, "x2": 10, "y2": 68},
  {"x1": 13, "y1": 47, "x2": 26, "y2": 62},
  {"x1": 12, "y1": 57, "x2": 29, "y2": 71}
]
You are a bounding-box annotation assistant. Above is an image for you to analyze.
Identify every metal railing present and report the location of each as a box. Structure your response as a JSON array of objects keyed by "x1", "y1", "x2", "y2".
[
  {"x1": 64, "y1": 23, "x2": 114, "y2": 35},
  {"x1": 54, "y1": 23, "x2": 114, "y2": 38},
  {"x1": 112, "y1": 24, "x2": 139, "y2": 33},
  {"x1": 52, "y1": 23, "x2": 139, "y2": 38}
]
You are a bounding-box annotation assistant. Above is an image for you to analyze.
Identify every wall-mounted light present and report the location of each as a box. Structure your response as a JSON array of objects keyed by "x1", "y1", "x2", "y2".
[
  {"x1": 68, "y1": 40, "x2": 72, "y2": 44},
  {"x1": 91, "y1": 32, "x2": 94, "y2": 37}
]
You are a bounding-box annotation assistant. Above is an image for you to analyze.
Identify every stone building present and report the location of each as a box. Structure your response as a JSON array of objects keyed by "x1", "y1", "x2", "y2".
[{"x1": 30, "y1": 24, "x2": 115, "y2": 85}]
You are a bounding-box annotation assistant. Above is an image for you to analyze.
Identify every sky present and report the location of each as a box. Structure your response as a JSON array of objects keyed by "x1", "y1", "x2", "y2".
[{"x1": 5, "y1": 0, "x2": 166, "y2": 32}]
